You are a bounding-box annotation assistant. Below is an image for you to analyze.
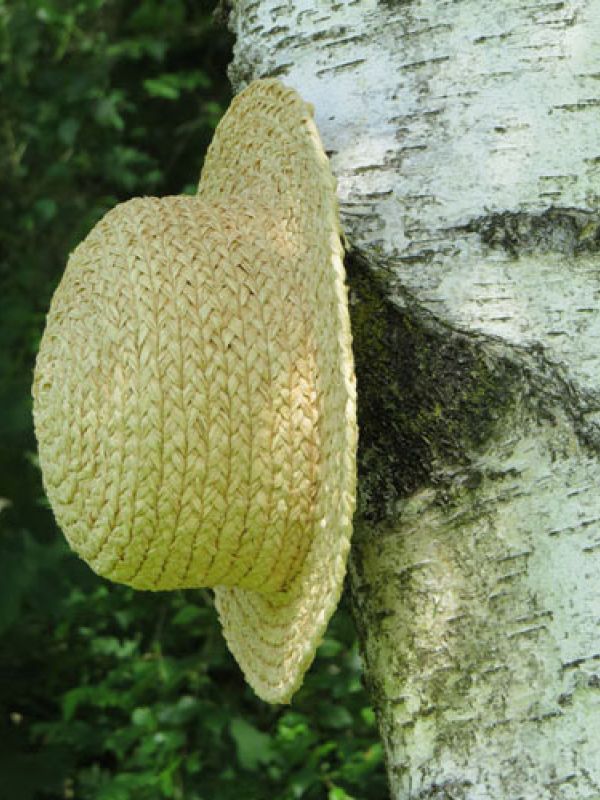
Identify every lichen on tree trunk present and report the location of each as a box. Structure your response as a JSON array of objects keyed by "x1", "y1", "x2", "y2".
[{"x1": 225, "y1": 1, "x2": 600, "y2": 797}]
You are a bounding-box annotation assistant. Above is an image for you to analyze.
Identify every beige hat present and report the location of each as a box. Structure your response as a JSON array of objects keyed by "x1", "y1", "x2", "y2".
[{"x1": 32, "y1": 79, "x2": 357, "y2": 703}]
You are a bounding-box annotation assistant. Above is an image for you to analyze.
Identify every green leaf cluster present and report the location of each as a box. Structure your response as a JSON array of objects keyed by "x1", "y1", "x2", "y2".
[
  {"x1": 0, "y1": 1, "x2": 386, "y2": 798},
  {"x1": 0, "y1": 571, "x2": 385, "y2": 799}
]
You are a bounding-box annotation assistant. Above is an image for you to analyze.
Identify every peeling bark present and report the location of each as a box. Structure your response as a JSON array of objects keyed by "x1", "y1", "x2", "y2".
[{"x1": 226, "y1": 1, "x2": 600, "y2": 797}]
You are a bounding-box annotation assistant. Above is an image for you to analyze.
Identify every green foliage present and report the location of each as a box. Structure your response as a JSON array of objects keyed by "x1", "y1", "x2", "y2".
[
  {"x1": 0, "y1": 579, "x2": 385, "y2": 800},
  {"x1": 0, "y1": 1, "x2": 387, "y2": 798}
]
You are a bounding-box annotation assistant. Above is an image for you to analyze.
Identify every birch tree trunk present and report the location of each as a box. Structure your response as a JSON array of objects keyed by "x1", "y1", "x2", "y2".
[{"x1": 223, "y1": 1, "x2": 600, "y2": 797}]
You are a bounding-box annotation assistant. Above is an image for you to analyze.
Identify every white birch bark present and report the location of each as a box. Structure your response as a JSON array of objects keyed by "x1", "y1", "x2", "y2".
[{"x1": 224, "y1": 1, "x2": 600, "y2": 797}]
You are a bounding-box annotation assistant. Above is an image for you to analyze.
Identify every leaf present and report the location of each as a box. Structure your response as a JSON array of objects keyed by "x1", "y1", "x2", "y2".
[
  {"x1": 34, "y1": 197, "x2": 57, "y2": 221},
  {"x1": 172, "y1": 604, "x2": 203, "y2": 626},
  {"x1": 229, "y1": 718, "x2": 276, "y2": 772},
  {"x1": 337, "y1": 743, "x2": 385, "y2": 786},
  {"x1": 131, "y1": 706, "x2": 155, "y2": 728},
  {"x1": 143, "y1": 76, "x2": 180, "y2": 100},
  {"x1": 360, "y1": 707, "x2": 377, "y2": 727},
  {"x1": 157, "y1": 695, "x2": 200, "y2": 726},
  {"x1": 94, "y1": 94, "x2": 126, "y2": 130},
  {"x1": 144, "y1": 70, "x2": 210, "y2": 100},
  {"x1": 328, "y1": 787, "x2": 357, "y2": 800},
  {"x1": 63, "y1": 687, "x2": 92, "y2": 721},
  {"x1": 57, "y1": 118, "x2": 80, "y2": 146},
  {"x1": 318, "y1": 637, "x2": 344, "y2": 658},
  {"x1": 63, "y1": 686, "x2": 123, "y2": 721},
  {"x1": 318, "y1": 703, "x2": 353, "y2": 730}
]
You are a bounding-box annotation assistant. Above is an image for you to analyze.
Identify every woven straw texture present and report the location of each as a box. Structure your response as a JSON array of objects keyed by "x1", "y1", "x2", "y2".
[{"x1": 33, "y1": 79, "x2": 357, "y2": 704}]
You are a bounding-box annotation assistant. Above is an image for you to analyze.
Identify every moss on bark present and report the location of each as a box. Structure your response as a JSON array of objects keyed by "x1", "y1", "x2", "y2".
[{"x1": 346, "y1": 249, "x2": 520, "y2": 522}]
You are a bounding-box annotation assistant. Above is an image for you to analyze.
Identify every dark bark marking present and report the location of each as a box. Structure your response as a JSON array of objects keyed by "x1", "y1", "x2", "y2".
[
  {"x1": 346, "y1": 249, "x2": 520, "y2": 522},
  {"x1": 460, "y1": 207, "x2": 600, "y2": 258},
  {"x1": 316, "y1": 58, "x2": 367, "y2": 77}
]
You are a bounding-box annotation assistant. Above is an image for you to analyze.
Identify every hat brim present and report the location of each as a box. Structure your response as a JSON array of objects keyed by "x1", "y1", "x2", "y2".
[{"x1": 197, "y1": 80, "x2": 357, "y2": 703}]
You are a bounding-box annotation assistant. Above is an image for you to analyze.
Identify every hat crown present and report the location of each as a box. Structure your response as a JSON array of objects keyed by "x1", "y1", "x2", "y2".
[{"x1": 33, "y1": 195, "x2": 324, "y2": 594}]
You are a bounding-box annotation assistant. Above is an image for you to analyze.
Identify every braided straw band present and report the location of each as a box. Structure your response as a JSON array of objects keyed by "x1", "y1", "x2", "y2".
[{"x1": 33, "y1": 80, "x2": 357, "y2": 703}]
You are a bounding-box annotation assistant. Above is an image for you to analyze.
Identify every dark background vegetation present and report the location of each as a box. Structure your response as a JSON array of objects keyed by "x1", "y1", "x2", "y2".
[{"x1": 0, "y1": 1, "x2": 386, "y2": 798}]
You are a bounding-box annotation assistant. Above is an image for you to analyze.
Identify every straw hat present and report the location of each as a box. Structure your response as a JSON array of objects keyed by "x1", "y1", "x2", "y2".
[{"x1": 32, "y1": 79, "x2": 357, "y2": 704}]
